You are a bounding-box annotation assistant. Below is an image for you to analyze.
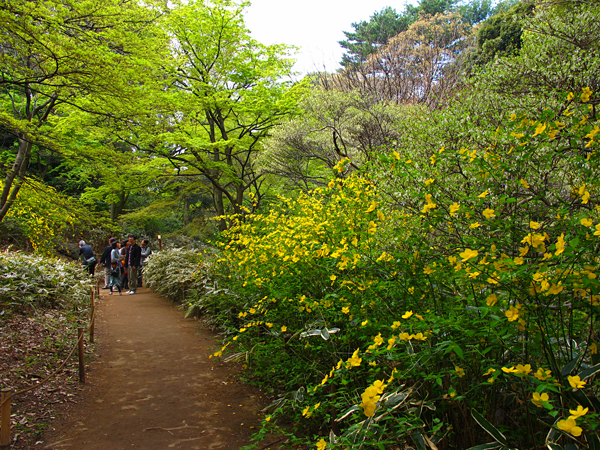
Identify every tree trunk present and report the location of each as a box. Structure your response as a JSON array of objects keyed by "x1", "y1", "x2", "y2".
[
  {"x1": 213, "y1": 189, "x2": 226, "y2": 231},
  {"x1": 0, "y1": 137, "x2": 33, "y2": 221}
]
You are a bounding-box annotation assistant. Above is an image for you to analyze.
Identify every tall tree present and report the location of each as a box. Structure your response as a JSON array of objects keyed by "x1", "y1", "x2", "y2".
[
  {"x1": 331, "y1": 13, "x2": 471, "y2": 109},
  {"x1": 339, "y1": 7, "x2": 413, "y2": 69},
  {"x1": 0, "y1": 0, "x2": 167, "y2": 221},
  {"x1": 339, "y1": 0, "x2": 459, "y2": 68},
  {"x1": 146, "y1": 0, "x2": 305, "y2": 230}
]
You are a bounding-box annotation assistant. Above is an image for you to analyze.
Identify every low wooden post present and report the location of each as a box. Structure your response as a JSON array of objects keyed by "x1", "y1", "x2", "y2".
[
  {"x1": 78, "y1": 328, "x2": 86, "y2": 384},
  {"x1": 90, "y1": 290, "x2": 95, "y2": 344},
  {"x1": 158, "y1": 235, "x2": 162, "y2": 251},
  {"x1": 0, "y1": 389, "x2": 11, "y2": 449}
]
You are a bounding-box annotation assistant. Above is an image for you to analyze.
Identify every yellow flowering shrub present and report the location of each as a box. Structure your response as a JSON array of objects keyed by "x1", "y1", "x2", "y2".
[{"x1": 208, "y1": 91, "x2": 600, "y2": 449}]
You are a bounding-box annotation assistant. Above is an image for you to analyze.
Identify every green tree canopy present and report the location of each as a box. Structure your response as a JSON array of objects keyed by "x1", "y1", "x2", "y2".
[
  {"x1": 141, "y1": 0, "x2": 306, "y2": 230},
  {"x1": 0, "y1": 0, "x2": 168, "y2": 221}
]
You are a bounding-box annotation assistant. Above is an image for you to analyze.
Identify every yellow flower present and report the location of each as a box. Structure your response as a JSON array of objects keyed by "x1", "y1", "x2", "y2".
[
  {"x1": 346, "y1": 349, "x2": 362, "y2": 368},
  {"x1": 501, "y1": 366, "x2": 517, "y2": 373},
  {"x1": 425, "y1": 178, "x2": 435, "y2": 186},
  {"x1": 402, "y1": 311, "x2": 413, "y2": 319},
  {"x1": 330, "y1": 275, "x2": 337, "y2": 281},
  {"x1": 281, "y1": 326, "x2": 287, "y2": 332},
  {"x1": 533, "y1": 122, "x2": 547, "y2": 136},
  {"x1": 531, "y1": 392, "x2": 549, "y2": 407},
  {"x1": 478, "y1": 190, "x2": 489, "y2": 198},
  {"x1": 316, "y1": 438, "x2": 327, "y2": 450},
  {"x1": 265, "y1": 415, "x2": 272, "y2": 422},
  {"x1": 521, "y1": 233, "x2": 545, "y2": 248},
  {"x1": 459, "y1": 248, "x2": 478, "y2": 262},
  {"x1": 449, "y1": 203, "x2": 460, "y2": 216},
  {"x1": 387, "y1": 336, "x2": 396, "y2": 350},
  {"x1": 505, "y1": 305, "x2": 519, "y2": 322},
  {"x1": 534, "y1": 368, "x2": 552, "y2": 381},
  {"x1": 483, "y1": 208, "x2": 495, "y2": 219},
  {"x1": 514, "y1": 257, "x2": 524, "y2": 265},
  {"x1": 424, "y1": 266, "x2": 434, "y2": 274},
  {"x1": 581, "y1": 218, "x2": 593, "y2": 227},
  {"x1": 569, "y1": 405, "x2": 589, "y2": 419},
  {"x1": 470, "y1": 222, "x2": 481, "y2": 229},
  {"x1": 547, "y1": 283, "x2": 564, "y2": 295},
  {"x1": 581, "y1": 86, "x2": 592, "y2": 102},
  {"x1": 373, "y1": 333, "x2": 383, "y2": 346},
  {"x1": 567, "y1": 92, "x2": 574, "y2": 101},
  {"x1": 483, "y1": 368, "x2": 496, "y2": 376},
  {"x1": 557, "y1": 418, "x2": 582, "y2": 437},
  {"x1": 585, "y1": 125, "x2": 600, "y2": 140},
  {"x1": 514, "y1": 364, "x2": 531, "y2": 375},
  {"x1": 366, "y1": 202, "x2": 377, "y2": 213},
  {"x1": 455, "y1": 366, "x2": 465, "y2": 378},
  {"x1": 568, "y1": 375, "x2": 586, "y2": 389},
  {"x1": 590, "y1": 342, "x2": 598, "y2": 355},
  {"x1": 361, "y1": 319, "x2": 369, "y2": 326},
  {"x1": 555, "y1": 233, "x2": 566, "y2": 256},
  {"x1": 391, "y1": 320, "x2": 401, "y2": 329},
  {"x1": 529, "y1": 221, "x2": 540, "y2": 229},
  {"x1": 341, "y1": 306, "x2": 350, "y2": 314},
  {"x1": 486, "y1": 293, "x2": 498, "y2": 306},
  {"x1": 520, "y1": 179, "x2": 530, "y2": 189}
]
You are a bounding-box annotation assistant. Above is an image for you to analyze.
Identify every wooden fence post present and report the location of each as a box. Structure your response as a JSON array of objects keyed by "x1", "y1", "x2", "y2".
[
  {"x1": 78, "y1": 328, "x2": 86, "y2": 384},
  {"x1": 90, "y1": 288, "x2": 95, "y2": 344},
  {"x1": 0, "y1": 389, "x2": 11, "y2": 449}
]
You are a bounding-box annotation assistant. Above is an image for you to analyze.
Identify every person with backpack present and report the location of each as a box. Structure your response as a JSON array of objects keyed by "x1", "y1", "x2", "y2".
[
  {"x1": 99, "y1": 237, "x2": 117, "y2": 289},
  {"x1": 78, "y1": 240, "x2": 97, "y2": 277},
  {"x1": 109, "y1": 260, "x2": 123, "y2": 295}
]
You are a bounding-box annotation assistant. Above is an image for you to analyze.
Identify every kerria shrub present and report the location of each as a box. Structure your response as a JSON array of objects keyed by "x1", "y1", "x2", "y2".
[
  {"x1": 210, "y1": 89, "x2": 600, "y2": 450},
  {"x1": 0, "y1": 251, "x2": 91, "y2": 318}
]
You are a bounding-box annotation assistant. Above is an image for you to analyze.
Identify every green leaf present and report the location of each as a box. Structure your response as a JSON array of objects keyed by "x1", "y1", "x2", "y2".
[
  {"x1": 588, "y1": 434, "x2": 600, "y2": 450},
  {"x1": 453, "y1": 344, "x2": 464, "y2": 360},
  {"x1": 561, "y1": 355, "x2": 581, "y2": 377},
  {"x1": 466, "y1": 443, "x2": 503, "y2": 450},
  {"x1": 578, "y1": 362, "x2": 600, "y2": 380},
  {"x1": 471, "y1": 410, "x2": 508, "y2": 446}
]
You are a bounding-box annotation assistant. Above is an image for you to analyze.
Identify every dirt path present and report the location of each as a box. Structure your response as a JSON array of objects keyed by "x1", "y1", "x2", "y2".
[{"x1": 42, "y1": 287, "x2": 269, "y2": 450}]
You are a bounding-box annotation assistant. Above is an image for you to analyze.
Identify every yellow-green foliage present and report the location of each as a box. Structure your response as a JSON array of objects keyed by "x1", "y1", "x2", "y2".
[{"x1": 2, "y1": 178, "x2": 100, "y2": 254}]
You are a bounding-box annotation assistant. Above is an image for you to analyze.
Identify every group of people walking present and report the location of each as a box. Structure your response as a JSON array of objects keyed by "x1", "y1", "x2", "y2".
[{"x1": 78, "y1": 235, "x2": 152, "y2": 295}]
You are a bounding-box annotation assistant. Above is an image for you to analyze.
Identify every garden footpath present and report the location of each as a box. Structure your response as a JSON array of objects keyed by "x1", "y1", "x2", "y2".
[{"x1": 42, "y1": 288, "x2": 269, "y2": 450}]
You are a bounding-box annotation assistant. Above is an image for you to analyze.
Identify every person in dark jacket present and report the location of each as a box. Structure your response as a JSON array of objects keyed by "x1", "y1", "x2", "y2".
[
  {"x1": 99, "y1": 237, "x2": 117, "y2": 289},
  {"x1": 125, "y1": 235, "x2": 142, "y2": 294},
  {"x1": 78, "y1": 240, "x2": 97, "y2": 277},
  {"x1": 138, "y1": 239, "x2": 152, "y2": 287}
]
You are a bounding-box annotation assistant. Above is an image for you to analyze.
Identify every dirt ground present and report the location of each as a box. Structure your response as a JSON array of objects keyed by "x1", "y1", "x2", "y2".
[{"x1": 40, "y1": 287, "x2": 284, "y2": 450}]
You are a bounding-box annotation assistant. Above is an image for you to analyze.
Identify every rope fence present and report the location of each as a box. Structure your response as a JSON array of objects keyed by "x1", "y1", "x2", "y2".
[{"x1": 0, "y1": 282, "x2": 99, "y2": 449}]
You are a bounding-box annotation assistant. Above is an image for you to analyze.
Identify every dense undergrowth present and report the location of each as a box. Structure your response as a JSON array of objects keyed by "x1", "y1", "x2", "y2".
[
  {"x1": 0, "y1": 251, "x2": 92, "y2": 318},
  {"x1": 0, "y1": 251, "x2": 95, "y2": 448},
  {"x1": 149, "y1": 92, "x2": 600, "y2": 449}
]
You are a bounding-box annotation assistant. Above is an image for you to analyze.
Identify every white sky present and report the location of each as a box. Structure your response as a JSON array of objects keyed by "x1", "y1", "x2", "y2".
[{"x1": 244, "y1": 0, "x2": 418, "y2": 75}]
